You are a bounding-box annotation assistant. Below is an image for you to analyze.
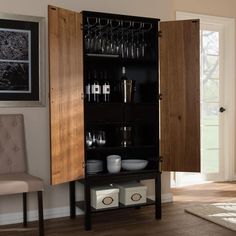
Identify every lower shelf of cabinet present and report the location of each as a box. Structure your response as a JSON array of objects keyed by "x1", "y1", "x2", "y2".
[{"x1": 76, "y1": 198, "x2": 155, "y2": 213}]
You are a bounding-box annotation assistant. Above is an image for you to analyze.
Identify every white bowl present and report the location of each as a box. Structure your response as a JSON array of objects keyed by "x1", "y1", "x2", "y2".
[
  {"x1": 121, "y1": 159, "x2": 148, "y2": 171},
  {"x1": 106, "y1": 155, "x2": 121, "y2": 161}
]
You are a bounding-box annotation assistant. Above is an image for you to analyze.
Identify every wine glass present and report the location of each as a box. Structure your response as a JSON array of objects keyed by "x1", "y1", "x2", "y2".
[
  {"x1": 86, "y1": 131, "x2": 93, "y2": 147},
  {"x1": 96, "y1": 131, "x2": 106, "y2": 146}
]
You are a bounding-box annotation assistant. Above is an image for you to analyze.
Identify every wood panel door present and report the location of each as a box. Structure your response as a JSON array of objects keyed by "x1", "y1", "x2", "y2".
[
  {"x1": 160, "y1": 20, "x2": 200, "y2": 172},
  {"x1": 48, "y1": 6, "x2": 84, "y2": 185}
]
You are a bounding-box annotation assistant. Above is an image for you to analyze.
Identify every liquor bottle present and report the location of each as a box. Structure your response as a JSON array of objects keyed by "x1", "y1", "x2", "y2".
[
  {"x1": 102, "y1": 71, "x2": 110, "y2": 102},
  {"x1": 91, "y1": 70, "x2": 101, "y2": 103},
  {"x1": 85, "y1": 72, "x2": 91, "y2": 102}
]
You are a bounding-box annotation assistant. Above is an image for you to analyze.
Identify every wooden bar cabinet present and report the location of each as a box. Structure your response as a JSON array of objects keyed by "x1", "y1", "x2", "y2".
[{"x1": 48, "y1": 5, "x2": 200, "y2": 230}]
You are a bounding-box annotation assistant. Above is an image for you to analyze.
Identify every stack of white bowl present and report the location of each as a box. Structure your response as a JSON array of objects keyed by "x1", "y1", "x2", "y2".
[
  {"x1": 106, "y1": 155, "x2": 121, "y2": 173},
  {"x1": 87, "y1": 160, "x2": 103, "y2": 174}
]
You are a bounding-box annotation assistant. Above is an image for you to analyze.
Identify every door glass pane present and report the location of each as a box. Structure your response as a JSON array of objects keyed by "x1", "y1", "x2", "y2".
[
  {"x1": 201, "y1": 79, "x2": 219, "y2": 102},
  {"x1": 202, "y1": 31, "x2": 219, "y2": 55},
  {"x1": 201, "y1": 149, "x2": 219, "y2": 173},
  {"x1": 201, "y1": 29, "x2": 220, "y2": 175},
  {"x1": 202, "y1": 55, "x2": 219, "y2": 78},
  {"x1": 201, "y1": 125, "x2": 219, "y2": 149},
  {"x1": 201, "y1": 102, "x2": 219, "y2": 125}
]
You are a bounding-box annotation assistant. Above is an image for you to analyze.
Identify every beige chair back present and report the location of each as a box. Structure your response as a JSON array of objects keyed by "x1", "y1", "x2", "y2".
[{"x1": 0, "y1": 114, "x2": 27, "y2": 174}]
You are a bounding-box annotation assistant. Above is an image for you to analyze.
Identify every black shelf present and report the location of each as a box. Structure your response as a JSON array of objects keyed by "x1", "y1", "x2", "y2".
[
  {"x1": 85, "y1": 53, "x2": 153, "y2": 65},
  {"x1": 86, "y1": 145, "x2": 156, "y2": 152},
  {"x1": 85, "y1": 169, "x2": 159, "y2": 183},
  {"x1": 76, "y1": 198, "x2": 155, "y2": 213}
]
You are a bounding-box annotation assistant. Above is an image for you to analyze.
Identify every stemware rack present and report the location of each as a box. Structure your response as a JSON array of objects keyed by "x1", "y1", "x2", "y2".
[{"x1": 84, "y1": 15, "x2": 153, "y2": 59}]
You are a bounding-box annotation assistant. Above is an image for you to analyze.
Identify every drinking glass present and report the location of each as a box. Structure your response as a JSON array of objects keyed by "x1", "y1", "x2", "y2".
[
  {"x1": 86, "y1": 131, "x2": 93, "y2": 147},
  {"x1": 96, "y1": 131, "x2": 106, "y2": 146}
]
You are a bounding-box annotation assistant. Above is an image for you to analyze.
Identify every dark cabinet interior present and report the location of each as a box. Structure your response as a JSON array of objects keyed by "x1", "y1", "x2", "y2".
[
  {"x1": 80, "y1": 11, "x2": 161, "y2": 230},
  {"x1": 83, "y1": 11, "x2": 159, "y2": 177}
]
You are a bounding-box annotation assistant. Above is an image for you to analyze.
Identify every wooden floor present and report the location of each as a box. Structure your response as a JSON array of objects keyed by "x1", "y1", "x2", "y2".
[{"x1": 1, "y1": 181, "x2": 236, "y2": 236}]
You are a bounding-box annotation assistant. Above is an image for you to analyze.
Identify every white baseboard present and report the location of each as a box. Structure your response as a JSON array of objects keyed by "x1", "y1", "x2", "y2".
[
  {"x1": 148, "y1": 193, "x2": 173, "y2": 203},
  {"x1": 0, "y1": 206, "x2": 84, "y2": 226},
  {"x1": 0, "y1": 192, "x2": 173, "y2": 226}
]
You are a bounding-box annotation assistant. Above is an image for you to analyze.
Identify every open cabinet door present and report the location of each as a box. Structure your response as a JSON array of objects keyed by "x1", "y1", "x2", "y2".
[
  {"x1": 49, "y1": 6, "x2": 84, "y2": 185},
  {"x1": 160, "y1": 20, "x2": 200, "y2": 172}
]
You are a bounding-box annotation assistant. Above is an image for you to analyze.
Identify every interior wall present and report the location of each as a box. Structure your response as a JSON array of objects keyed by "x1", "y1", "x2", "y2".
[
  {"x1": 174, "y1": 0, "x2": 236, "y2": 178},
  {"x1": 0, "y1": 0, "x2": 174, "y2": 218}
]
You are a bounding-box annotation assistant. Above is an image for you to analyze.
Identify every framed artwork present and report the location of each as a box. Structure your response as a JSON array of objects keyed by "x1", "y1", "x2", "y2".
[{"x1": 0, "y1": 13, "x2": 45, "y2": 107}]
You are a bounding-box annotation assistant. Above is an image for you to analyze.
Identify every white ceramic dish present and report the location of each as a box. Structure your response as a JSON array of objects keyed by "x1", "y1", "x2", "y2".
[
  {"x1": 87, "y1": 160, "x2": 103, "y2": 174},
  {"x1": 121, "y1": 159, "x2": 148, "y2": 171}
]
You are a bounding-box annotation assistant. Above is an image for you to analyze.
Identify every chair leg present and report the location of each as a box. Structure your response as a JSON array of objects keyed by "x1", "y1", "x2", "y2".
[
  {"x1": 23, "y1": 192, "x2": 27, "y2": 227},
  {"x1": 37, "y1": 191, "x2": 44, "y2": 236}
]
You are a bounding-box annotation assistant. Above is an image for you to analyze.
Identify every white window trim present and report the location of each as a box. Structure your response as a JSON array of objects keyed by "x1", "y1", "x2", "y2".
[{"x1": 176, "y1": 11, "x2": 235, "y2": 181}]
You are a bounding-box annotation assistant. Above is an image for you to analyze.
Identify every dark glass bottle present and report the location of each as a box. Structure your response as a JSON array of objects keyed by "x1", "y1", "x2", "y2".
[
  {"x1": 102, "y1": 71, "x2": 110, "y2": 102},
  {"x1": 85, "y1": 72, "x2": 91, "y2": 102},
  {"x1": 91, "y1": 70, "x2": 101, "y2": 103}
]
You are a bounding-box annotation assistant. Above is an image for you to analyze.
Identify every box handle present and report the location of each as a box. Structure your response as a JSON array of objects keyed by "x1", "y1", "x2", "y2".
[
  {"x1": 102, "y1": 196, "x2": 114, "y2": 205},
  {"x1": 131, "y1": 193, "x2": 142, "y2": 202}
]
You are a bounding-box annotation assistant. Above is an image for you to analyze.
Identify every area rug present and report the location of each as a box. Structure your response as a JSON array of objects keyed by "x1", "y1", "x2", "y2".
[{"x1": 185, "y1": 203, "x2": 236, "y2": 231}]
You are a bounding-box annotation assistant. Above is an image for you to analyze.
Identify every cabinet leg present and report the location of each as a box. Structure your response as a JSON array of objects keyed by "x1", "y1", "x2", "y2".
[
  {"x1": 155, "y1": 174, "x2": 162, "y2": 219},
  {"x1": 69, "y1": 181, "x2": 76, "y2": 219},
  {"x1": 85, "y1": 182, "x2": 92, "y2": 230}
]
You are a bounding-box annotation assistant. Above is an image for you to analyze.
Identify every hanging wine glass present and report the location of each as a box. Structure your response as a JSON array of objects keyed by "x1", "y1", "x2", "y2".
[{"x1": 85, "y1": 17, "x2": 98, "y2": 53}]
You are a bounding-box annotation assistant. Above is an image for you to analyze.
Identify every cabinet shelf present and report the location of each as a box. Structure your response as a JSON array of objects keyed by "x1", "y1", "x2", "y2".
[
  {"x1": 86, "y1": 145, "x2": 157, "y2": 152},
  {"x1": 85, "y1": 102, "x2": 157, "y2": 125},
  {"x1": 85, "y1": 53, "x2": 153, "y2": 65},
  {"x1": 86, "y1": 169, "x2": 159, "y2": 181},
  {"x1": 76, "y1": 198, "x2": 155, "y2": 213}
]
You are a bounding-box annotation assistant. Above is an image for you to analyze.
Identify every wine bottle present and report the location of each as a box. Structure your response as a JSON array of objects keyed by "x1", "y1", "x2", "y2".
[
  {"x1": 102, "y1": 71, "x2": 110, "y2": 102},
  {"x1": 85, "y1": 72, "x2": 91, "y2": 102},
  {"x1": 91, "y1": 70, "x2": 101, "y2": 103}
]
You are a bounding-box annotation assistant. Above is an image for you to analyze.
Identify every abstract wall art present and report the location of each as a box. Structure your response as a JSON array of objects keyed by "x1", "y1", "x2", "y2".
[{"x1": 0, "y1": 14, "x2": 45, "y2": 106}]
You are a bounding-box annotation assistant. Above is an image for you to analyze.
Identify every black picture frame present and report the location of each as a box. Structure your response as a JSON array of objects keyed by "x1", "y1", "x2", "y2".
[{"x1": 0, "y1": 14, "x2": 45, "y2": 107}]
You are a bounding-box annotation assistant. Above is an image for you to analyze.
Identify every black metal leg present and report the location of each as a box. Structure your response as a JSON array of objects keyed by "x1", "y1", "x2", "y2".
[
  {"x1": 23, "y1": 192, "x2": 27, "y2": 227},
  {"x1": 37, "y1": 191, "x2": 44, "y2": 236},
  {"x1": 84, "y1": 181, "x2": 91, "y2": 230},
  {"x1": 69, "y1": 181, "x2": 76, "y2": 219},
  {"x1": 155, "y1": 174, "x2": 162, "y2": 219}
]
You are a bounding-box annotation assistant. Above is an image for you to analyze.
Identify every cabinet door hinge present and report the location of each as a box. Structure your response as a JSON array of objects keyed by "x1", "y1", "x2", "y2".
[
  {"x1": 80, "y1": 23, "x2": 83, "y2": 30},
  {"x1": 81, "y1": 93, "x2": 84, "y2": 100},
  {"x1": 159, "y1": 156, "x2": 163, "y2": 173},
  {"x1": 158, "y1": 31, "x2": 162, "y2": 37},
  {"x1": 159, "y1": 93, "x2": 163, "y2": 100},
  {"x1": 82, "y1": 161, "x2": 85, "y2": 169}
]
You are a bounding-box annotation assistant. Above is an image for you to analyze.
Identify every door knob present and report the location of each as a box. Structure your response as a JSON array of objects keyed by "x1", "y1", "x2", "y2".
[{"x1": 219, "y1": 107, "x2": 226, "y2": 113}]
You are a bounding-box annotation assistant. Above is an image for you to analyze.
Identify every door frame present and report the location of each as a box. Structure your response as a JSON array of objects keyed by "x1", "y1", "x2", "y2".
[{"x1": 176, "y1": 11, "x2": 235, "y2": 181}]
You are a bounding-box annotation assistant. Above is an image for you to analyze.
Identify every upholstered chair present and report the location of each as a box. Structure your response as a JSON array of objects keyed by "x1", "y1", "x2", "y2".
[{"x1": 0, "y1": 114, "x2": 44, "y2": 236}]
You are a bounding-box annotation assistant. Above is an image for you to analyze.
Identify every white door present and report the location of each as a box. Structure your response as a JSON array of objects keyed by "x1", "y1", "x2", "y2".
[{"x1": 172, "y1": 12, "x2": 235, "y2": 186}]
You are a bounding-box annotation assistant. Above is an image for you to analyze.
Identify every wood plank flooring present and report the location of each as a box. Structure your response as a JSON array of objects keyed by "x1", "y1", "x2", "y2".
[{"x1": 1, "y1": 181, "x2": 236, "y2": 236}]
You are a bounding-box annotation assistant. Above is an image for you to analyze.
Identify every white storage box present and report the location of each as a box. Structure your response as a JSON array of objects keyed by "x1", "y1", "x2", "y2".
[
  {"x1": 91, "y1": 186, "x2": 119, "y2": 209},
  {"x1": 115, "y1": 182, "x2": 147, "y2": 205}
]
